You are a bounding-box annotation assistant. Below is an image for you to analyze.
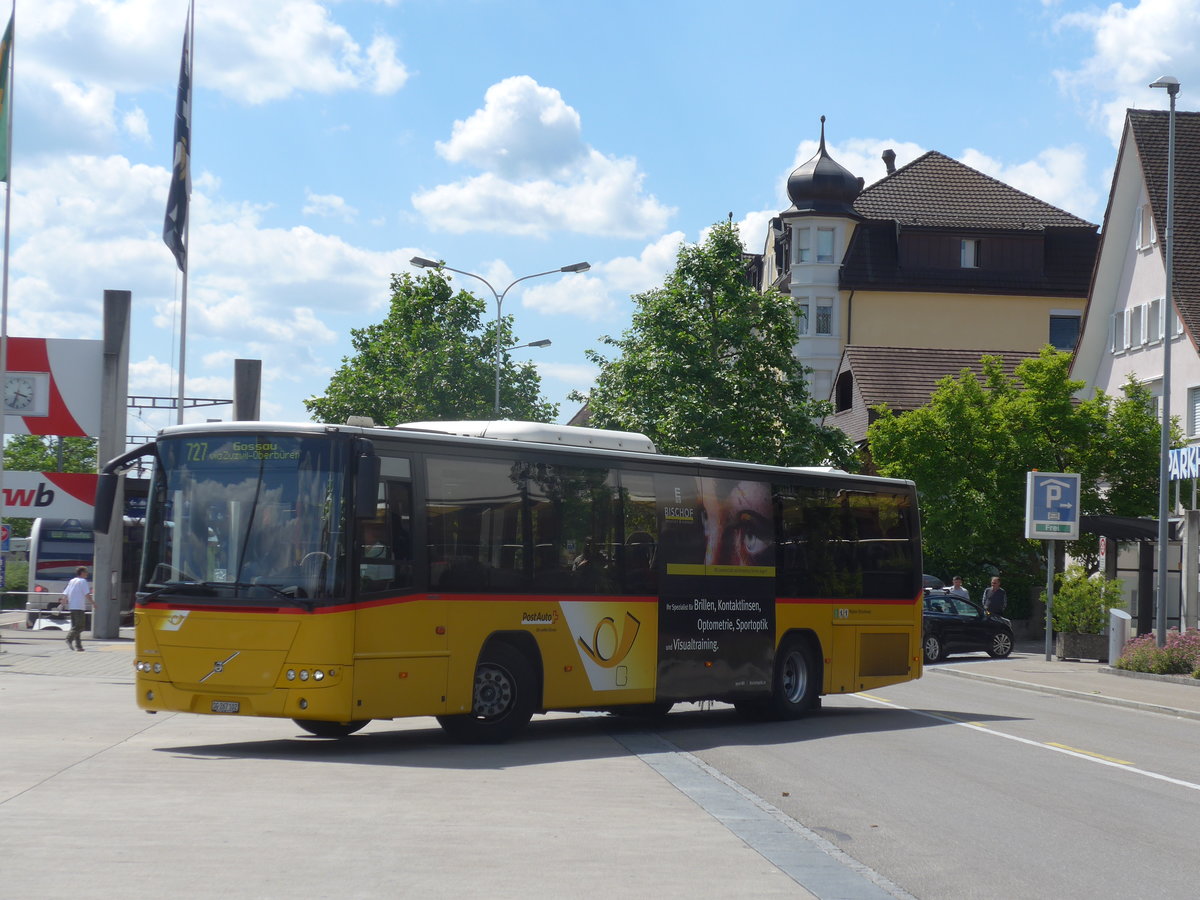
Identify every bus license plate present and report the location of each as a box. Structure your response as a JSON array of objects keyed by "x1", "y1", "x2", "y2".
[{"x1": 211, "y1": 700, "x2": 240, "y2": 714}]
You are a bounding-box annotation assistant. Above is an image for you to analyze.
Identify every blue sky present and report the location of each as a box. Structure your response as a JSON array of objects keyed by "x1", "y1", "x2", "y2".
[{"x1": 8, "y1": 0, "x2": 1200, "y2": 434}]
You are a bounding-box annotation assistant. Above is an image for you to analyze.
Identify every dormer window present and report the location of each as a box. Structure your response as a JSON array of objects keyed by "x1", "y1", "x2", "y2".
[{"x1": 960, "y1": 239, "x2": 982, "y2": 268}]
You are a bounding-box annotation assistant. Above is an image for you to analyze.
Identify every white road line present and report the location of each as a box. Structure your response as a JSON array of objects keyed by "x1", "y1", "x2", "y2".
[{"x1": 855, "y1": 693, "x2": 1200, "y2": 791}]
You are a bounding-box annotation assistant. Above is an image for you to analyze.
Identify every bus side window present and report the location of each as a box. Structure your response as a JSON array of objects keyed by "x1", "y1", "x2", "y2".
[{"x1": 358, "y1": 476, "x2": 413, "y2": 593}]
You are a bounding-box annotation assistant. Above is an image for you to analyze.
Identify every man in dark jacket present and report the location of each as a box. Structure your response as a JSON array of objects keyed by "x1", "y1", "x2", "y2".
[{"x1": 982, "y1": 576, "x2": 1007, "y2": 615}]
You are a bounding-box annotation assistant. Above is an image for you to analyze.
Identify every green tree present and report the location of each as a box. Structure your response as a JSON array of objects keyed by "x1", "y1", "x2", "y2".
[
  {"x1": 574, "y1": 220, "x2": 852, "y2": 468},
  {"x1": 2, "y1": 436, "x2": 99, "y2": 539},
  {"x1": 867, "y1": 347, "x2": 1163, "y2": 617},
  {"x1": 305, "y1": 270, "x2": 557, "y2": 425}
]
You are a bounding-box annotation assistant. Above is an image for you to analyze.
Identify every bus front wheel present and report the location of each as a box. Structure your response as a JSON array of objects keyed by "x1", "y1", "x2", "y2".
[
  {"x1": 293, "y1": 718, "x2": 369, "y2": 738},
  {"x1": 437, "y1": 642, "x2": 536, "y2": 744}
]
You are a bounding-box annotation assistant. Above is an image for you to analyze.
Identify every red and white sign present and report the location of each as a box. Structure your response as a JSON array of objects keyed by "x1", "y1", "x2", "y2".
[
  {"x1": 4, "y1": 337, "x2": 103, "y2": 438},
  {"x1": 0, "y1": 472, "x2": 98, "y2": 519}
]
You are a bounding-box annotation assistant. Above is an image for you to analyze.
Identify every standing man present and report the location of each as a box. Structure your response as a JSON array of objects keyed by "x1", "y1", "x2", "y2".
[
  {"x1": 948, "y1": 576, "x2": 970, "y2": 600},
  {"x1": 61, "y1": 567, "x2": 93, "y2": 651},
  {"x1": 982, "y1": 575, "x2": 1007, "y2": 616}
]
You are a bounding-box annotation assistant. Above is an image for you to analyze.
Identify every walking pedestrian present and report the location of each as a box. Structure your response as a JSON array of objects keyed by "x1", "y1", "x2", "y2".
[
  {"x1": 982, "y1": 575, "x2": 1007, "y2": 616},
  {"x1": 61, "y1": 566, "x2": 93, "y2": 651}
]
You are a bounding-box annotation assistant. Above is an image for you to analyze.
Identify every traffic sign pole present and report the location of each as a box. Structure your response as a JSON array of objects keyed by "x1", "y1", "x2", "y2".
[{"x1": 1026, "y1": 473, "x2": 1082, "y2": 660}]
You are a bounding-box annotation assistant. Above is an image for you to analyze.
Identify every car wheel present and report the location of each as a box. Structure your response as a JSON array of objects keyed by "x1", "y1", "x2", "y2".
[
  {"x1": 923, "y1": 633, "x2": 943, "y2": 664},
  {"x1": 987, "y1": 630, "x2": 1014, "y2": 659}
]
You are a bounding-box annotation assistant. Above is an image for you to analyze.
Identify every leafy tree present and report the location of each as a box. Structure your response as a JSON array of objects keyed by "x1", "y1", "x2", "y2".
[
  {"x1": 574, "y1": 220, "x2": 852, "y2": 468},
  {"x1": 2, "y1": 436, "x2": 99, "y2": 539},
  {"x1": 305, "y1": 270, "x2": 557, "y2": 425},
  {"x1": 867, "y1": 347, "x2": 1164, "y2": 617}
]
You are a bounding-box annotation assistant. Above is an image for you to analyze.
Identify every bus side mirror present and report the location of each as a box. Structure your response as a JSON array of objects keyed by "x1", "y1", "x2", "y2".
[
  {"x1": 94, "y1": 472, "x2": 117, "y2": 535},
  {"x1": 355, "y1": 453, "x2": 380, "y2": 519}
]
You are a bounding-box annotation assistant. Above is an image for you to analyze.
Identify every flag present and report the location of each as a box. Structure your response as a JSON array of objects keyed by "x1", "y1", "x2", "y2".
[
  {"x1": 163, "y1": 2, "x2": 192, "y2": 272},
  {"x1": 0, "y1": 13, "x2": 13, "y2": 184}
]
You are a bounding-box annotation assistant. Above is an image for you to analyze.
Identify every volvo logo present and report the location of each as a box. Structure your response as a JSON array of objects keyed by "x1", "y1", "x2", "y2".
[{"x1": 199, "y1": 651, "x2": 241, "y2": 683}]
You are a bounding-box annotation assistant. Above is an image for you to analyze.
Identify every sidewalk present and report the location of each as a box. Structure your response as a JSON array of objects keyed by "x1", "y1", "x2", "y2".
[
  {"x1": 928, "y1": 640, "x2": 1200, "y2": 720},
  {"x1": 0, "y1": 612, "x2": 135, "y2": 680}
]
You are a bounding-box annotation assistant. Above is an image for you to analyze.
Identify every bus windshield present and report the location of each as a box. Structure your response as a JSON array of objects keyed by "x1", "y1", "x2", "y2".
[{"x1": 142, "y1": 434, "x2": 349, "y2": 605}]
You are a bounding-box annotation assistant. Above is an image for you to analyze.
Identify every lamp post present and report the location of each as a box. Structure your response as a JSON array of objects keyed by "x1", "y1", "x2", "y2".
[
  {"x1": 410, "y1": 257, "x2": 589, "y2": 416},
  {"x1": 1150, "y1": 75, "x2": 1180, "y2": 646}
]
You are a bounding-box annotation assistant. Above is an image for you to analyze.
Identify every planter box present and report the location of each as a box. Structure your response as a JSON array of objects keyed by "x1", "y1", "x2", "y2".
[{"x1": 1055, "y1": 631, "x2": 1108, "y2": 662}]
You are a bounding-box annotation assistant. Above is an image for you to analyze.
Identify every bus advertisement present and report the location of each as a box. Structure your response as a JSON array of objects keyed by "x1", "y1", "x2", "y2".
[{"x1": 96, "y1": 420, "x2": 923, "y2": 743}]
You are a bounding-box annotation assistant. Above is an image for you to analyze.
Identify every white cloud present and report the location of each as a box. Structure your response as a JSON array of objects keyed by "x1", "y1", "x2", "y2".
[
  {"x1": 1054, "y1": 0, "x2": 1200, "y2": 144},
  {"x1": 415, "y1": 77, "x2": 674, "y2": 238},
  {"x1": 20, "y1": 0, "x2": 411, "y2": 150},
  {"x1": 436, "y1": 76, "x2": 585, "y2": 179},
  {"x1": 303, "y1": 190, "x2": 359, "y2": 222},
  {"x1": 600, "y1": 232, "x2": 685, "y2": 294},
  {"x1": 122, "y1": 106, "x2": 151, "y2": 142}
]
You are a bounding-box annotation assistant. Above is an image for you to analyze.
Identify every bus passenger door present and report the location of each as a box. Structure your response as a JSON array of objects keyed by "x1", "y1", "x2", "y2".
[{"x1": 353, "y1": 455, "x2": 447, "y2": 718}]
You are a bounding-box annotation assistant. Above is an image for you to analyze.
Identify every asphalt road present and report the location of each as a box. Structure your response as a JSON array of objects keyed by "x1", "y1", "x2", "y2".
[{"x1": 666, "y1": 672, "x2": 1200, "y2": 899}]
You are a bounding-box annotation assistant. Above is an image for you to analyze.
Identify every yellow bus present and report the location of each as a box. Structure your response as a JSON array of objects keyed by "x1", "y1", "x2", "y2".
[{"x1": 95, "y1": 420, "x2": 923, "y2": 743}]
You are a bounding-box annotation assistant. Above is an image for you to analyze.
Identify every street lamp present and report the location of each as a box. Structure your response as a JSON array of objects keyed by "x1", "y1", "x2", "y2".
[
  {"x1": 1150, "y1": 75, "x2": 1180, "y2": 646},
  {"x1": 410, "y1": 257, "x2": 589, "y2": 416}
]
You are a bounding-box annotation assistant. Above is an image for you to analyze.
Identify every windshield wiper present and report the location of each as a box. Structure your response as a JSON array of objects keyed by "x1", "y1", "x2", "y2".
[
  {"x1": 202, "y1": 581, "x2": 317, "y2": 611},
  {"x1": 139, "y1": 582, "x2": 219, "y2": 602}
]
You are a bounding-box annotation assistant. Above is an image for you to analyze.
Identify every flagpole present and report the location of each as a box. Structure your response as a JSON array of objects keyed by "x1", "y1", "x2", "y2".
[
  {"x1": 0, "y1": 3, "x2": 16, "y2": 570},
  {"x1": 169, "y1": 0, "x2": 193, "y2": 426}
]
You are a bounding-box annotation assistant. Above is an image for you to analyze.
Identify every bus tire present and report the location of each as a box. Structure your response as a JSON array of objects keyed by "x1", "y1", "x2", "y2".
[
  {"x1": 766, "y1": 638, "x2": 819, "y2": 720},
  {"x1": 437, "y1": 642, "x2": 536, "y2": 744},
  {"x1": 293, "y1": 718, "x2": 369, "y2": 738}
]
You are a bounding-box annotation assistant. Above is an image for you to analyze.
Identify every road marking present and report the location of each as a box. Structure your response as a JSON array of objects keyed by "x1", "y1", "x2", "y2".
[
  {"x1": 854, "y1": 694, "x2": 1200, "y2": 791},
  {"x1": 1046, "y1": 742, "x2": 1133, "y2": 765}
]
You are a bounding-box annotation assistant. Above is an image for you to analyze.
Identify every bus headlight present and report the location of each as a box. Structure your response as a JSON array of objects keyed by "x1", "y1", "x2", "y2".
[
  {"x1": 299, "y1": 670, "x2": 310, "y2": 681},
  {"x1": 313, "y1": 670, "x2": 325, "y2": 682},
  {"x1": 286, "y1": 669, "x2": 296, "y2": 681}
]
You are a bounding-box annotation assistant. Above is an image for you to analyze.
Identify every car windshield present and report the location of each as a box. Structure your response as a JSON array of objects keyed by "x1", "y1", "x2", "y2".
[{"x1": 141, "y1": 434, "x2": 349, "y2": 604}]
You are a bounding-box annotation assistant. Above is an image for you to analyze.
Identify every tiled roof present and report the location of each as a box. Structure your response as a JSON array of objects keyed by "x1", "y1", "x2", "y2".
[
  {"x1": 1127, "y1": 110, "x2": 1200, "y2": 343},
  {"x1": 844, "y1": 346, "x2": 1040, "y2": 411},
  {"x1": 853, "y1": 151, "x2": 1095, "y2": 230}
]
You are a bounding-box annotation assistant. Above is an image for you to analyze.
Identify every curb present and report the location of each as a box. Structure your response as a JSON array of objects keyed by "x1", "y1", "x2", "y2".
[
  {"x1": 1098, "y1": 666, "x2": 1200, "y2": 688},
  {"x1": 926, "y1": 664, "x2": 1200, "y2": 722}
]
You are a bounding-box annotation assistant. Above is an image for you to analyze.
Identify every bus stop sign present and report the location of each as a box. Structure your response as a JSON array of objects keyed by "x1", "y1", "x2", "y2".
[{"x1": 1025, "y1": 472, "x2": 1081, "y2": 540}]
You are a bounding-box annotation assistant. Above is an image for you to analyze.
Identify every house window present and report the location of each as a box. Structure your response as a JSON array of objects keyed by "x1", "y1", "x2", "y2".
[
  {"x1": 1130, "y1": 304, "x2": 1143, "y2": 347},
  {"x1": 816, "y1": 228, "x2": 835, "y2": 263},
  {"x1": 815, "y1": 298, "x2": 833, "y2": 335},
  {"x1": 835, "y1": 371, "x2": 854, "y2": 413},
  {"x1": 1189, "y1": 387, "x2": 1200, "y2": 437},
  {"x1": 1111, "y1": 310, "x2": 1127, "y2": 352},
  {"x1": 794, "y1": 227, "x2": 811, "y2": 264},
  {"x1": 1137, "y1": 203, "x2": 1157, "y2": 250},
  {"x1": 960, "y1": 239, "x2": 981, "y2": 268},
  {"x1": 796, "y1": 301, "x2": 809, "y2": 336},
  {"x1": 1148, "y1": 298, "x2": 1163, "y2": 343},
  {"x1": 1049, "y1": 313, "x2": 1081, "y2": 351}
]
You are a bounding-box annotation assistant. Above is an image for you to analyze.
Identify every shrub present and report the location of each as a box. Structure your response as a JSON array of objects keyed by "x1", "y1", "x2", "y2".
[
  {"x1": 1115, "y1": 629, "x2": 1200, "y2": 676},
  {"x1": 1045, "y1": 566, "x2": 1123, "y2": 635}
]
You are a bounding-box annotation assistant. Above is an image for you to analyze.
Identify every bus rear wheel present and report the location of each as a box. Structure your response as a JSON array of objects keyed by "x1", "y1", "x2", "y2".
[
  {"x1": 293, "y1": 718, "x2": 369, "y2": 738},
  {"x1": 765, "y1": 638, "x2": 819, "y2": 720},
  {"x1": 437, "y1": 642, "x2": 537, "y2": 744}
]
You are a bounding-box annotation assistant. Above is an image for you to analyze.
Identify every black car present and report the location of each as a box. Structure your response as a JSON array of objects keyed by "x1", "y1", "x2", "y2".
[{"x1": 922, "y1": 588, "x2": 1013, "y2": 663}]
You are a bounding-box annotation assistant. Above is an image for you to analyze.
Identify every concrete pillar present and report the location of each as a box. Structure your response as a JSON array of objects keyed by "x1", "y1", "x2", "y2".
[
  {"x1": 92, "y1": 290, "x2": 130, "y2": 639},
  {"x1": 233, "y1": 359, "x2": 261, "y2": 421}
]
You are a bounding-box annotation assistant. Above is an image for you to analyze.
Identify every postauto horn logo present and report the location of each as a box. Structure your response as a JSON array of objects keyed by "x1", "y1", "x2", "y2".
[{"x1": 577, "y1": 611, "x2": 641, "y2": 668}]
